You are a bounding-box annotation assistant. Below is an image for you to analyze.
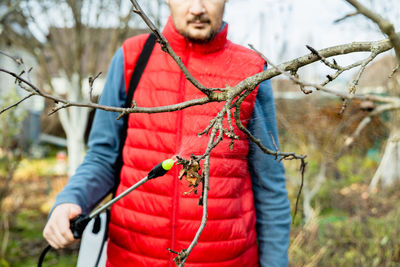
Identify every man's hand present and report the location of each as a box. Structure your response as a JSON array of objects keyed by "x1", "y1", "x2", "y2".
[{"x1": 43, "y1": 203, "x2": 82, "y2": 249}]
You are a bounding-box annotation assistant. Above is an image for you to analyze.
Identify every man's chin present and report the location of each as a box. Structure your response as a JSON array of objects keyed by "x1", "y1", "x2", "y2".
[{"x1": 184, "y1": 29, "x2": 215, "y2": 44}]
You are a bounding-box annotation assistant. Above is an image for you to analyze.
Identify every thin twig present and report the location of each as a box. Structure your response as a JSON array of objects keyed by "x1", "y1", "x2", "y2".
[
  {"x1": 88, "y1": 72, "x2": 102, "y2": 102},
  {"x1": 306, "y1": 45, "x2": 342, "y2": 70},
  {"x1": 197, "y1": 105, "x2": 228, "y2": 161},
  {"x1": 249, "y1": 44, "x2": 313, "y2": 94},
  {"x1": 269, "y1": 131, "x2": 279, "y2": 153},
  {"x1": 0, "y1": 51, "x2": 24, "y2": 65},
  {"x1": 0, "y1": 51, "x2": 35, "y2": 86},
  {"x1": 198, "y1": 118, "x2": 216, "y2": 136},
  {"x1": 293, "y1": 159, "x2": 307, "y2": 224},
  {"x1": 345, "y1": 0, "x2": 400, "y2": 61},
  {"x1": 321, "y1": 58, "x2": 365, "y2": 86},
  {"x1": 0, "y1": 93, "x2": 35, "y2": 115},
  {"x1": 48, "y1": 103, "x2": 71, "y2": 116},
  {"x1": 334, "y1": 11, "x2": 360, "y2": 23},
  {"x1": 233, "y1": 103, "x2": 306, "y2": 162},
  {"x1": 339, "y1": 50, "x2": 378, "y2": 115}
]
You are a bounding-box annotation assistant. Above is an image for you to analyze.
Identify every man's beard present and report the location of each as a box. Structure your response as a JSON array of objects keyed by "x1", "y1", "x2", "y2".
[
  {"x1": 181, "y1": 16, "x2": 218, "y2": 44},
  {"x1": 182, "y1": 28, "x2": 218, "y2": 44}
]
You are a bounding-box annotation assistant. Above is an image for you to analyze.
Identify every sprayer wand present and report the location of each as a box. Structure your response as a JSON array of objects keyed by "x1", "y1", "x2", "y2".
[
  {"x1": 69, "y1": 157, "x2": 176, "y2": 239},
  {"x1": 38, "y1": 157, "x2": 176, "y2": 267}
]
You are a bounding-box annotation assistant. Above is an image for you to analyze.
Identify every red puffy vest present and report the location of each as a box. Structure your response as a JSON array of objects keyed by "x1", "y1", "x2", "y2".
[{"x1": 107, "y1": 17, "x2": 265, "y2": 267}]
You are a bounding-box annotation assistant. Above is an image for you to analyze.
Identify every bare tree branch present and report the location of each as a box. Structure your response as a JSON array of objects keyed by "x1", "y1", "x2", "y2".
[
  {"x1": 88, "y1": 72, "x2": 102, "y2": 103},
  {"x1": 248, "y1": 44, "x2": 400, "y2": 104},
  {"x1": 2, "y1": 33, "x2": 399, "y2": 118},
  {"x1": 338, "y1": 49, "x2": 378, "y2": 114},
  {"x1": 322, "y1": 58, "x2": 365, "y2": 86},
  {"x1": 0, "y1": 67, "x2": 215, "y2": 115},
  {"x1": 0, "y1": 93, "x2": 35, "y2": 115},
  {"x1": 305, "y1": 45, "x2": 342, "y2": 70},
  {"x1": 341, "y1": 102, "x2": 400, "y2": 150},
  {"x1": 0, "y1": 51, "x2": 24, "y2": 65},
  {"x1": 345, "y1": 0, "x2": 400, "y2": 61},
  {"x1": 334, "y1": 11, "x2": 361, "y2": 23}
]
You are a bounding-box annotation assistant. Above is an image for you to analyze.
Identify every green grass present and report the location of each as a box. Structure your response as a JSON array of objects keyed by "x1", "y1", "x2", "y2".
[
  {"x1": 2, "y1": 209, "x2": 78, "y2": 267},
  {"x1": 14, "y1": 252, "x2": 78, "y2": 267}
]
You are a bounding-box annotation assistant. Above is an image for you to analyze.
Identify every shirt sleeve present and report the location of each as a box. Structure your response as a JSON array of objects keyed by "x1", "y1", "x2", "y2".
[
  {"x1": 248, "y1": 76, "x2": 291, "y2": 267},
  {"x1": 52, "y1": 48, "x2": 126, "y2": 215}
]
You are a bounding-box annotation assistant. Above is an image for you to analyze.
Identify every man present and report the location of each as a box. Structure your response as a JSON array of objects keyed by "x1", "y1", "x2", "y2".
[{"x1": 43, "y1": 0, "x2": 291, "y2": 266}]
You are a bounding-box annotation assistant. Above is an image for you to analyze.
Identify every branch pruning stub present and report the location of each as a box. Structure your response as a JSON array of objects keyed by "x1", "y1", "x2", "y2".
[{"x1": 116, "y1": 112, "x2": 125, "y2": 120}]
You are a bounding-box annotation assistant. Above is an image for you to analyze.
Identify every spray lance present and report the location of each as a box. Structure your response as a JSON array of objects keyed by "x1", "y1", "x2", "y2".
[
  {"x1": 69, "y1": 157, "x2": 176, "y2": 238},
  {"x1": 38, "y1": 157, "x2": 177, "y2": 267}
]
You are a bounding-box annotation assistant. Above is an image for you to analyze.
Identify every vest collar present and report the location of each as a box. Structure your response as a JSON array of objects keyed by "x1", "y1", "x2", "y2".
[{"x1": 162, "y1": 16, "x2": 228, "y2": 54}]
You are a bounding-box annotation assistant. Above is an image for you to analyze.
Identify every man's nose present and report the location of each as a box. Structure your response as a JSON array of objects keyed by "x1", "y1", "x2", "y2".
[{"x1": 189, "y1": 0, "x2": 206, "y2": 16}]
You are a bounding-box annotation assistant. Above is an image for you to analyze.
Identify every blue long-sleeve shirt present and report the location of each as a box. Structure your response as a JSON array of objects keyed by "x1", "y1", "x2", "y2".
[{"x1": 54, "y1": 48, "x2": 290, "y2": 267}]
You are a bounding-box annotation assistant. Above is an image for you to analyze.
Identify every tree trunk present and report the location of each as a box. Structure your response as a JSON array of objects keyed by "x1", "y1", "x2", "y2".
[
  {"x1": 57, "y1": 75, "x2": 90, "y2": 176},
  {"x1": 64, "y1": 119, "x2": 87, "y2": 177},
  {"x1": 369, "y1": 127, "x2": 400, "y2": 190}
]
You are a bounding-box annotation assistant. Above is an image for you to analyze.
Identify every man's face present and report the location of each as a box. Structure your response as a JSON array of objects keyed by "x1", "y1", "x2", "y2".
[{"x1": 166, "y1": 0, "x2": 227, "y2": 43}]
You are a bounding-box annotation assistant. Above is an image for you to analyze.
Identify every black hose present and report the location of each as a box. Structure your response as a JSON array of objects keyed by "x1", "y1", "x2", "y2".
[{"x1": 37, "y1": 245, "x2": 51, "y2": 267}]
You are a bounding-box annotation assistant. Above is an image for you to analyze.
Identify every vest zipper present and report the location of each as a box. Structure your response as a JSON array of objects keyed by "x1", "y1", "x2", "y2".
[{"x1": 170, "y1": 44, "x2": 191, "y2": 266}]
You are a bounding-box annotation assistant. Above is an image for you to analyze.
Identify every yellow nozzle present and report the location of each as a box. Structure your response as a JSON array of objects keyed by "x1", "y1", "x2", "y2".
[{"x1": 162, "y1": 158, "x2": 176, "y2": 171}]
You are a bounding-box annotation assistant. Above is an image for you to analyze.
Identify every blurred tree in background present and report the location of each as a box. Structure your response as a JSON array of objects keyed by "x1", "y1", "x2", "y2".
[{"x1": 0, "y1": 0, "x2": 165, "y2": 176}]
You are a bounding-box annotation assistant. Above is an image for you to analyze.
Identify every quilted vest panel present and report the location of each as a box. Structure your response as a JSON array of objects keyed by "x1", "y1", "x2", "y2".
[{"x1": 107, "y1": 18, "x2": 265, "y2": 267}]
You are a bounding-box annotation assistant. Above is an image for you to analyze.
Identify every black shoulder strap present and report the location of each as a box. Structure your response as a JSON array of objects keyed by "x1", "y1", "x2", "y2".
[
  {"x1": 125, "y1": 33, "x2": 157, "y2": 108},
  {"x1": 113, "y1": 33, "x2": 157, "y2": 193}
]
